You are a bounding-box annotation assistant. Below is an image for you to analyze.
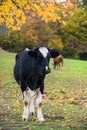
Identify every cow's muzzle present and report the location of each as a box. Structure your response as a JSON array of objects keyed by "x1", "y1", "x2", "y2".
[
  {"x1": 39, "y1": 66, "x2": 51, "y2": 76},
  {"x1": 45, "y1": 66, "x2": 51, "y2": 74}
]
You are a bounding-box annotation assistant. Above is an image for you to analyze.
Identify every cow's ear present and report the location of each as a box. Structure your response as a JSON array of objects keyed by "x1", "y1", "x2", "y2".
[
  {"x1": 28, "y1": 51, "x2": 36, "y2": 57},
  {"x1": 49, "y1": 49, "x2": 60, "y2": 58}
]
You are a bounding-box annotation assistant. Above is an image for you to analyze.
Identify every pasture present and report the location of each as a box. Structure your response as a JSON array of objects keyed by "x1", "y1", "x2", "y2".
[{"x1": 0, "y1": 52, "x2": 87, "y2": 130}]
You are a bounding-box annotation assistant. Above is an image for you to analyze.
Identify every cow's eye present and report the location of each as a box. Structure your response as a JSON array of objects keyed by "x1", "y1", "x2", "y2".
[
  {"x1": 46, "y1": 53, "x2": 50, "y2": 58},
  {"x1": 47, "y1": 54, "x2": 50, "y2": 60},
  {"x1": 38, "y1": 55, "x2": 42, "y2": 61},
  {"x1": 48, "y1": 57, "x2": 50, "y2": 63}
]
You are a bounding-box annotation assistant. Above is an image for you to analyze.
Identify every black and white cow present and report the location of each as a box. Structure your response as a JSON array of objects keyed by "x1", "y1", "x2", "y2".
[{"x1": 14, "y1": 46, "x2": 59, "y2": 122}]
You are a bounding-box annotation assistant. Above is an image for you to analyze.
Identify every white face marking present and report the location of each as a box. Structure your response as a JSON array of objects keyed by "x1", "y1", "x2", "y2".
[
  {"x1": 25, "y1": 48, "x2": 30, "y2": 51},
  {"x1": 39, "y1": 47, "x2": 48, "y2": 58}
]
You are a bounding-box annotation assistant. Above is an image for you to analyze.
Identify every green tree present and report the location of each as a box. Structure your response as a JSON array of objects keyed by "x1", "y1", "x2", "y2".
[
  {"x1": 63, "y1": 8, "x2": 87, "y2": 44},
  {"x1": 82, "y1": 0, "x2": 87, "y2": 9},
  {"x1": 61, "y1": 8, "x2": 87, "y2": 58}
]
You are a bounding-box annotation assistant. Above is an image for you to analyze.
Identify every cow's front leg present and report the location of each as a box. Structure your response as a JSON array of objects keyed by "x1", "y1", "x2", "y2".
[
  {"x1": 22, "y1": 91, "x2": 29, "y2": 121},
  {"x1": 36, "y1": 90, "x2": 44, "y2": 122}
]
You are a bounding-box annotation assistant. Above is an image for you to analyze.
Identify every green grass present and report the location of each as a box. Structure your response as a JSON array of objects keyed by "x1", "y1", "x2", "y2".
[{"x1": 0, "y1": 52, "x2": 87, "y2": 130}]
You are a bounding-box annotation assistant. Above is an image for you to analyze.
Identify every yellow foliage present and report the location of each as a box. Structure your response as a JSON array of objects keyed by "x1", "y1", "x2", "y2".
[
  {"x1": 0, "y1": 18, "x2": 4, "y2": 25},
  {"x1": 0, "y1": 0, "x2": 76, "y2": 30},
  {"x1": 0, "y1": 0, "x2": 26, "y2": 30},
  {"x1": 24, "y1": 27, "x2": 38, "y2": 45},
  {"x1": 62, "y1": 21, "x2": 66, "y2": 25},
  {"x1": 48, "y1": 36, "x2": 64, "y2": 50}
]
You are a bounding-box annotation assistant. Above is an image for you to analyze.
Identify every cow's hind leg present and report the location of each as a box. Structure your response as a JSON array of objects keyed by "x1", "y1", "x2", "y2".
[
  {"x1": 58, "y1": 63, "x2": 60, "y2": 68},
  {"x1": 36, "y1": 90, "x2": 44, "y2": 122},
  {"x1": 29, "y1": 89, "x2": 35, "y2": 116},
  {"x1": 62, "y1": 61, "x2": 63, "y2": 66},
  {"x1": 22, "y1": 90, "x2": 29, "y2": 121}
]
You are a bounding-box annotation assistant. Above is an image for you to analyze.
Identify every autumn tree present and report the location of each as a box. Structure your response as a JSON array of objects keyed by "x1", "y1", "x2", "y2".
[
  {"x1": 22, "y1": 11, "x2": 64, "y2": 49},
  {"x1": 0, "y1": 0, "x2": 80, "y2": 52},
  {"x1": 0, "y1": 0, "x2": 78, "y2": 30},
  {"x1": 0, "y1": 0, "x2": 61, "y2": 30},
  {"x1": 82, "y1": 0, "x2": 87, "y2": 9},
  {"x1": 61, "y1": 8, "x2": 87, "y2": 59}
]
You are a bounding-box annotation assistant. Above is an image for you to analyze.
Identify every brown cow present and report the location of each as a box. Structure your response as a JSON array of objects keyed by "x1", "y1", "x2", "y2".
[{"x1": 53, "y1": 55, "x2": 63, "y2": 69}]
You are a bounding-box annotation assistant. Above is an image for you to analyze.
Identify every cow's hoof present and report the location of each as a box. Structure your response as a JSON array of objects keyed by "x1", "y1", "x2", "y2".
[
  {"x1": 38, "y1": 118, "x2": 45, "y2": 123},
  {"x1": 22, "y1": 115, "x2": 28, "y2": 121},
  {"x1": 30, "y1": 112, "x2": 34, "y2": 116}
]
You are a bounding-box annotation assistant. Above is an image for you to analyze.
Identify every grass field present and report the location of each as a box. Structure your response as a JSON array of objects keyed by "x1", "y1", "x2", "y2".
[{"x1": 0, "y1": 52, "x2": 87, "y2": 130}]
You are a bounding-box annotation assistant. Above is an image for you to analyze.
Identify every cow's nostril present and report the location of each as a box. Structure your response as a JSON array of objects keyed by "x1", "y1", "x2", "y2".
[{"x1": 45, "y1": 66, "x2": 50, "y2": 74}]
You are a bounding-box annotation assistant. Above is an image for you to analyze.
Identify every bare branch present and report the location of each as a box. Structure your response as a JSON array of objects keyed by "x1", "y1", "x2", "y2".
[
  {"x1": 0, "y1": 0, "x2": 4, "y2": 5},
  {"x1": 11, "y1": 0, "x2": 20, "y2": 9}
]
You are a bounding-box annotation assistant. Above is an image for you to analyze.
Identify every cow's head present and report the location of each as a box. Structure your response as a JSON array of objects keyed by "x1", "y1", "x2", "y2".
[{"x1": 28, "y1": 46, "x2": 59, "y2": 76}]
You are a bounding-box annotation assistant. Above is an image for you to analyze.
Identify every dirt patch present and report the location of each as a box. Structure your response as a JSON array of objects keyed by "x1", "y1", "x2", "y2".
[
  {"x1": 44, "y1": 115, "x2": 65, "y2": 121},
  {"x1": 0, "y1": 47, "x2": 9, "y2": 53},
  {"x1": 51, "y1": 116, "x2": 65, "y2": 121},
  {"x1": 1, "y1": 123, "x2": 26, "y2": 130}
]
